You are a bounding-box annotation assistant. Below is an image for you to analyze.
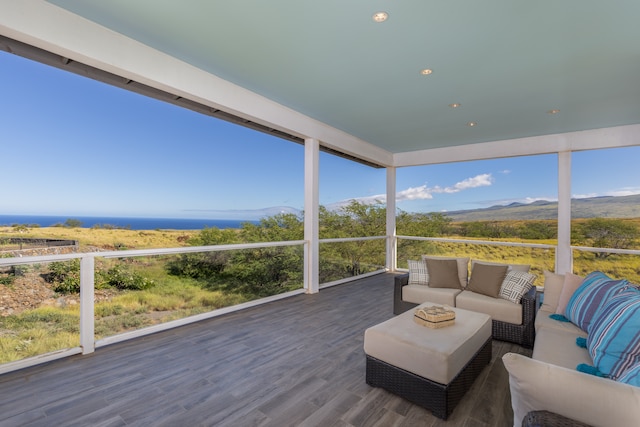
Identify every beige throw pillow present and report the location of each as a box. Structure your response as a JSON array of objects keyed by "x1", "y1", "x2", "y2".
[
  {"x1": 540, "y1": 271, "x2": 565, "y2": 312},
  {"x1": 471, "y1": 259, "x2": 530, "y2": 273},
  {"x1": 422, "y1": 255, "x2": 469, "y2": 288},
  {"x1": 556, "y1": 272, "x2": 584, "y2": 314},
  {"x1": 466, "y1": 263, "x2": 508, "y2": 298},
  {"x1": 424, "y1": 258, "x2": 461, "y2": 289}
]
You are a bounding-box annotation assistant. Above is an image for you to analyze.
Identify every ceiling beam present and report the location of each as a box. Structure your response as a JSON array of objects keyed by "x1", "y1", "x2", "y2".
[{"x1": 393, "y1": 124, "x2": 640, "y2": 167}]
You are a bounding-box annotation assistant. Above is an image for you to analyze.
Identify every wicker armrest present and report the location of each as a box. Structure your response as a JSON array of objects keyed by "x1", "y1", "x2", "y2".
[
  {"x1": 521, "y1": 286, "x2": 537, "y2": 326},
  {"x1": 393, "y1": 273, "x2": 418, "y2": 315}
]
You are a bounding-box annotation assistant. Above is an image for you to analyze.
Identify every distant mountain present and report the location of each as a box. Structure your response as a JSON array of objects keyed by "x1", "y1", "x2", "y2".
[{"x1": 442, "y1": 194, "x2": 640, "y2": 221}]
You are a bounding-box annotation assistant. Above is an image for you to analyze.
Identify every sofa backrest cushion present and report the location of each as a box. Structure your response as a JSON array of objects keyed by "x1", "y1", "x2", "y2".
[
  {"x1": 556, "y1": 272, "x2": 584, "y2": 315},
  {"x1": 565, "y1": 271, "x2": 633, "y2": 333},
  {"x1": 587, "y1": 290, "x2": 640, "y2": 381},
  {"x1": 466, "y1": 262, "x2": 508, "y2": 298},
  {"x1": 540, "y1": 271, "x2": 565, "y2": 313}
]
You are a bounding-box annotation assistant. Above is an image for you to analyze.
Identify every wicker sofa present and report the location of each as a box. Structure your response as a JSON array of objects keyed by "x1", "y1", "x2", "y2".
[
  {"x1": 503, "y1": 271, "x2": 640, "y2": 427},
  {"x1": 393, "y1": 257, "x2": 537, "y2": 348}
]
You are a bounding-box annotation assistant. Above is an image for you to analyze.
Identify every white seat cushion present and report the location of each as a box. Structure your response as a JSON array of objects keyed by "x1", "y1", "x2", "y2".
[
  {"x1": 455, "y1": 290, "x2": 522, "y2": 324},
  {"x1": 402, "y1": 284, "x2": 461, "y2": 306},
  {"x1": 532, "y1": 326, "x2": 592, "y2": 369},
  {"x1": 534, "y1": 308, "x2": 587, "y2": 337},
  {"x1": 364, "y1": 303, "x2": 491, "y2": 384}
]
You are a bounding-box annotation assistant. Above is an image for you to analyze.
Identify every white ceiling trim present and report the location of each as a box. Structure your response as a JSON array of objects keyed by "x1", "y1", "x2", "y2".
[
  {"x1": 393, "y1": 124, "x2": 640, "y2": 167},
  {"x1": 0, "y1": 0, "x2": 393, "y2": 167}
]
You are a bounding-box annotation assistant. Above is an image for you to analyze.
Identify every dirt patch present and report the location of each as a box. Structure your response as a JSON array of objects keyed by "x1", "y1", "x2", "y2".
[{"x1": 0, "y1": 272, "x2": 117, "y2": 317}]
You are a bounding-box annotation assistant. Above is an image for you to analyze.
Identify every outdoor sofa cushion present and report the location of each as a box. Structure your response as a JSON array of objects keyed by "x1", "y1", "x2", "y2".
[
  {"x1": 540, "y1": 270, "x2": 565, "y2": 313},
  {"x1": 534, "y1": 307, "x2": 587, "y2": 337},
  {"x1": 503, "y1": 352, "x2": 640, "y2": 427},
  {"x1": 455, "y1": 290, "x2": 522, "y2": 325},
  {"x1": 532, "y1": 327, "x2": 593, "y2": 369},
  {"x1": 401, "y1": 284, "x2": 460, "y2": 307},
  {"x1": 555, "y1": 272, "x2": 584, "y2": 314}
]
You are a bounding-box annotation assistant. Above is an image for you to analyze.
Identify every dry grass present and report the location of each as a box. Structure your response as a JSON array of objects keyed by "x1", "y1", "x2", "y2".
[{"x1": 0, "y1": 225, "x2": 197, "y2": 250}]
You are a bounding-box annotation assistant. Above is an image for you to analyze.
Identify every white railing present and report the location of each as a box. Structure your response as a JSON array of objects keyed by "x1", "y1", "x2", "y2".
[
  {"x1": 396, "y1": 235, "x2": 557, "y2": 250},
  {"x1": 6, "y1": 234, "x2": 635, "y2": 374},
  {"x1": 571, "y1": 246, "x2": 640, "y2": 256},
  {"x1": 319, "y1": 235, "x2": 387, "y2": 288},
  {"x1": 0, "y1": 236, "x2": 391, "y2": 374},
  {"x1": 0, "y1": 240, "x2": 307, "y2": 374}
]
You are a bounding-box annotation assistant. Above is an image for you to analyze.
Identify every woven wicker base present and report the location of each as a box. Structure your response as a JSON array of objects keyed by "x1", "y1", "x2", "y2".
[
  {"x1": 522, "y1": 410, "x2": 594, "y2": 427},
  {"x1": 366, "y1": 337, "x2": 492, "y2": 420}
]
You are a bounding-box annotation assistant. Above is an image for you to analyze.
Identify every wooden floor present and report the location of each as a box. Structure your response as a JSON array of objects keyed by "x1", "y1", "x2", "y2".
[{"x1": 0, "y1": 274, "x2": 531, "y2": 427}]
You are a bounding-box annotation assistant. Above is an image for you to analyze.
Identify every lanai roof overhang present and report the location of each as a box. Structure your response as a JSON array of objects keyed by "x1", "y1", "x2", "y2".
[{"x1": 2, "y1": 1, "x2": 640, "y2": 289}]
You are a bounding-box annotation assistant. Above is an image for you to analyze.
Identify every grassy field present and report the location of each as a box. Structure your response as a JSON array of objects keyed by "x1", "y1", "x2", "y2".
[
  {"x1": 0, "y1": 224, "x2": 196, "y2": 250},
  {"x1": 2, "y1": 222, "x2": 640, "y2": 364},
  {"x1": 0, "y1": 225, "x2": 250, "y2": 363}
]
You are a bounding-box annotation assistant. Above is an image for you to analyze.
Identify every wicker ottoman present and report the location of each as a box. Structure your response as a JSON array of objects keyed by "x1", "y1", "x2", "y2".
[{"x1": 364, "y1": 303, "x2": 492, "y2": 420}]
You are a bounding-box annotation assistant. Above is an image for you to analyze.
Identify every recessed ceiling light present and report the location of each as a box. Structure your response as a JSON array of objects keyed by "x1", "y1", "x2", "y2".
[
  {"x1": 373, "y1": 12, "x2": 388, "y2": 22},
  {"x1": 449, "y1": 103, "x2": 461, "y2": 108},
  {"x1": 547, "y1": 109, "x2": 560, "y2": 114},
  {"x1": 420, "y1": 68, "x2": 433, "y2": 75},
  {"x1": 467, "y1": 121, "x2": 477, "y2": 127}
]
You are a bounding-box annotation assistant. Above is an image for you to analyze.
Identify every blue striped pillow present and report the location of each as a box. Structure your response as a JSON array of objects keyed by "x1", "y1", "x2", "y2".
[
  {"x1": 618, "y1": 363, "x2": 640, "y2": 387},
  {"x1": 587, "y1": 290, "x2": 640, "y2": 381},
  {"x1": 564, "y1": 271, "x2": 633, "y2": 332}
]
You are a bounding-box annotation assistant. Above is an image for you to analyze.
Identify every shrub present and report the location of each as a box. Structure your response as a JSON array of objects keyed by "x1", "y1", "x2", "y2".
[
  {"x1": 98, "y1": 264, "x2": 154, "y2": 291},
  {"x1": 0, "y1": 275, "x2": 14, "y2": 286},
  {"x1": 47, "y1": 260, "x2": 80, "y2": 294}
]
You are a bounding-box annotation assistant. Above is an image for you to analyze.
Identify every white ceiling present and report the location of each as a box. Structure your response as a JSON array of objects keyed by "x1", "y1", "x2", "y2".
[{"x1": 5, "y1": 1, "x2": 640, "y2": 165}]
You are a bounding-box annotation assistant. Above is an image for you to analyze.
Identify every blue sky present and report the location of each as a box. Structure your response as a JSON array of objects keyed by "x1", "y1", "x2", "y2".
[{"x1": 2, "y1": 51, "x2": 639, "y2": 220}]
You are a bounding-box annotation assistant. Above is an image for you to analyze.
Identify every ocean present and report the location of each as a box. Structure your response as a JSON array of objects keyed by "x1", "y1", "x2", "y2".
[{"x1": 0, "y1": 215, "x2": 258, "y2": 230}]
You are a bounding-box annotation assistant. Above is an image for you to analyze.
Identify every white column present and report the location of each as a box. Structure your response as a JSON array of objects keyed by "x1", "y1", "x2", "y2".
[
  {"x1": 386, "y1": 166, "x2": 397, "y2": 272},
  {"x1": 304, "y1": 138, "x2": 320, "y2": 293},
  {"x1": 80, "y1": 255, "x2": 95, "y2": 354},
  {"x1": 557, "y1": 151, "x2": 573, "y2": 274}
]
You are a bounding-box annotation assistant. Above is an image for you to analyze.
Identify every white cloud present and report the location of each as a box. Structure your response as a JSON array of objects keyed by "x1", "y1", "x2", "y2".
[
  {"x1": 327, "y1": 174, "x2": 494, "y2": 210},
  {"x1": 572, "y1": 193, "x2": 598, "y2": 199},
  {"x1": 433, "y1": 173, "x2": 493, "y2": 194},
  {"x1": 573, "y1": 187, "x2": 640, "y2": 199}
]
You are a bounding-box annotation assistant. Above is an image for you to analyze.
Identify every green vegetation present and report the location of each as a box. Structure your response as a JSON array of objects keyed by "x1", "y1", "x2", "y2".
[{"x1": 1, "y1": 203, "x2": 640, "y2": 365}]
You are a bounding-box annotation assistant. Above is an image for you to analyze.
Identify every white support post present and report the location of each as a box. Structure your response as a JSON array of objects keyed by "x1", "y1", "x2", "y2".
[
  {"x1": 79, "y1": 255, "x2": 95, "y2": 354},
  {"x1": 557, "y1": 151, "x2": 573, "y2": 274},
  {"x1": 386, "y1": 167, "x2": 397, "y2": 272},
  {"x1": 304, "y1": 138, "x2": 320, "y2": 293}
]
